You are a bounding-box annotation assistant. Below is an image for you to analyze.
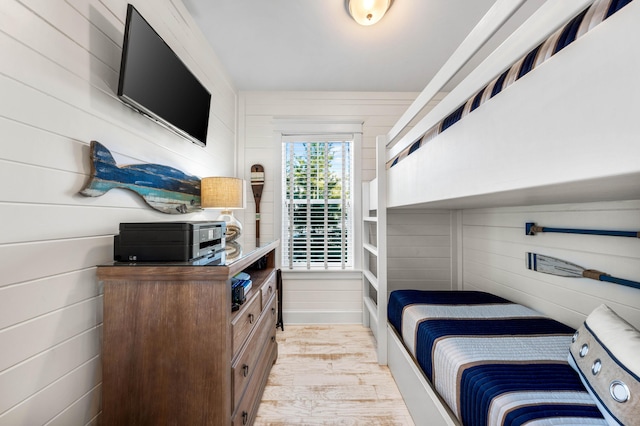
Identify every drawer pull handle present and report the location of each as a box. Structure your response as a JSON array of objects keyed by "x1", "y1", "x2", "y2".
[
  {"x1": 242, "y1": 364, "x2": 249, "y2": 377},
  {"x1": 242, "y1": 411, "x2": 248, "y2": 425},
  {"x1": 271, "y1": 307, "x2": 276, "y2": 316},
  {"x1": 271, "y1": 336, "x2": 276, "y2": 343},
  {"x1": 268, "y1": 286, "x2": 273, "y2": 293},
  {"x1": 248, "y1": 314, "x2": 254, "y2": 324}
]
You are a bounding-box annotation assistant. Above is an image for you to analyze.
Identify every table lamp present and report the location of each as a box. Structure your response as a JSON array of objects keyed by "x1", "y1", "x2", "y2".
[{"x1": 200, "y1": 177, "x2": 244, "y2": 244}]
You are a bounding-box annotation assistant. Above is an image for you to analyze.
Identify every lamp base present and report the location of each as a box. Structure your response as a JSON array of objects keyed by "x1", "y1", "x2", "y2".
[
  {"x1": 217, "y1": 210, "x2": 242, "y2": 243},
  {"x1": 224, "y1": 241, "x2": 242, "y2": 261}
]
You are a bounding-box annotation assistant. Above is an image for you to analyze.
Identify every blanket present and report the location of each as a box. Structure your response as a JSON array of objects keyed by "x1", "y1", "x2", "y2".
[{"x1": 388, "y1": 290, "x2": 606, "y2": 425}]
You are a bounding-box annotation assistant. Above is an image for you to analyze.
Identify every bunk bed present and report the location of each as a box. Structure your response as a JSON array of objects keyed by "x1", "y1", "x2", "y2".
[
  {"x1": 361, "y1": 0, "x2": 640, "y2": 424},
  {"x1": 384, "y1": 0, "x2": 640, "y2": 210}
]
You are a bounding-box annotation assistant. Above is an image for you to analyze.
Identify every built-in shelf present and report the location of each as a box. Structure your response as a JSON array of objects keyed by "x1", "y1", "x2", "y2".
[
  {"x1": 361, "y1": 136, "x2": 388, "y2": 365},
  {"x1": 363, "y1": 296, "x2": 379, "y2": 340},
  {"x1": 363, "y1": 269, "x2": 378, "y2": 292},
  {"x1": 364, "y1": 296, "x2": 377, "y2": 315},
  {"x1": 363, "y1": 243, "x2": 378, "y2": 257}
]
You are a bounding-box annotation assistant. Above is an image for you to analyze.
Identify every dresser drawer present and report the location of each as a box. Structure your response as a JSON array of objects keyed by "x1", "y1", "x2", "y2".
[
  {"x1": 231, "y1": 293, "x2": 262, "y2": 356},
  {"x1": 260, "y1": 271, "x2": 276, "y2": 309},
  {"x1": 232, "y1": 295, "x2": 276, "y2": 409},
  {"x1": 232, "y1": 332, "x2": 278, "y2": 426}
]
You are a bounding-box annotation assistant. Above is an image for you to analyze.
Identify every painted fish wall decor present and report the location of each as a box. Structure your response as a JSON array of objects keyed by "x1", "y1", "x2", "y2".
[{"x1": 80, "y1": 141, "x2": 201, "y2": 214}]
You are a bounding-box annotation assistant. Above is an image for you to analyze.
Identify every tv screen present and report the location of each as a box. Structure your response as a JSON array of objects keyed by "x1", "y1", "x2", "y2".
[{"x1": 118, "y1": 4, "x2": 211, "y2": 146}]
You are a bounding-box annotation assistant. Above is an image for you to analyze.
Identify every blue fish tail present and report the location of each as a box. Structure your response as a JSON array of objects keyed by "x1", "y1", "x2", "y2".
[
  {"x1": 92, "y1": 140, "x2": 117, "y2": 166},
  {"x1": 80, "y1": 141, "x2": 120, "y2": 196}
]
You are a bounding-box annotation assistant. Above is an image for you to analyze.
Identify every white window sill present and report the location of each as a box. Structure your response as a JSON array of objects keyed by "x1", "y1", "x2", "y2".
[{"x1": 280, "y1": 269, "x2": 363, "y2": 280}]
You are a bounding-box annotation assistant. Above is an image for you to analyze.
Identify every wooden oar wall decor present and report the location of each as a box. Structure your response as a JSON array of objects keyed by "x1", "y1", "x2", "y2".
[
  {"x1": 251, "y1": 164, "x2": 264, "y2": 245},
  {"x1": 526, "y1": 253, "x2": 640, "y2": 291},
  {"x1": 526, "y1": 222, "x2": 640, "y2": 238}
]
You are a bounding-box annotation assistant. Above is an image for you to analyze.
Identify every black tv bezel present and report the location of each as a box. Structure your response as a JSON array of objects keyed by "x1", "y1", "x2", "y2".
[{"x1": 117, "y1": 4, "x2": 211, "y2": 147}]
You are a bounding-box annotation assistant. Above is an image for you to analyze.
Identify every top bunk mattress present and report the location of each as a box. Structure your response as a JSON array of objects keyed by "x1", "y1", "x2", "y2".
[{"x1": 388, "y1": 290, "x2": 606, "y2": 425}]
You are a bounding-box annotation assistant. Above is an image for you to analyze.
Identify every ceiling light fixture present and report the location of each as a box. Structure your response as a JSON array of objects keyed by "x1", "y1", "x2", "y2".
[{"x1": 346, "y1": 0, "x2": 393, "y2": 26}]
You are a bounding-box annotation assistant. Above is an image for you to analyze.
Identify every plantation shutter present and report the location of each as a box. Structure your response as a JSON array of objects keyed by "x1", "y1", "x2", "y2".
[{"x1": 282, "y1": 135, "x2": 353, "y2": 270}]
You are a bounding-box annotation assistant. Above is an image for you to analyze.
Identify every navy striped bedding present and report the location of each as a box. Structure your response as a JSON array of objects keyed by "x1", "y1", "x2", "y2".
[
  {"x1": 388, "y1": 290, "x2": 606, "y2": 425},
  {"x1": 387, "y1": 0, "x2": 633, "y2": 170}
]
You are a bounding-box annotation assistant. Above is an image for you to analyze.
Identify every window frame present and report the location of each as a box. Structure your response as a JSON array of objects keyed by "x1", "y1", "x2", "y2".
[
  {"x1": 282, "y1": 135, "x2": 353, "y2": 270},
  {"x1": 274, "y1": 120, "x2": 362, "y2": 272}
]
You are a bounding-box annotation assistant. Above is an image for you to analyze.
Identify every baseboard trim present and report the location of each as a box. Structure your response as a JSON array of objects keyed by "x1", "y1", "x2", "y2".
[{"x1": 283, "y1": 310, "x2": 362, "y2": 324}]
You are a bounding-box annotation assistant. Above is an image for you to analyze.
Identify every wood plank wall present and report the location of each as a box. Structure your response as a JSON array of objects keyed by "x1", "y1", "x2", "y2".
[
  {"x1": 461, "y1": 200, "x2": 640, "y2": 330},
  {"x1": 384, "y1": 201, "x2": 640, "y2": 331},
  {"x1": 0, "y1": 1, "x2": 236, "y2": 424},
  {"x1": 388, "y1": 209, "x2": 454, "y2": 294},
  {"x1": 239, "y1": 92, "x2": 427, "y2": 324}
]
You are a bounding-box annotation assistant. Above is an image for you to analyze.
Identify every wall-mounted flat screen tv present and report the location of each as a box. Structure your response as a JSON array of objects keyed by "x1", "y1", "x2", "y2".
[{"x1": 118, "y1": 4, "x2": 211, "y2": 147}]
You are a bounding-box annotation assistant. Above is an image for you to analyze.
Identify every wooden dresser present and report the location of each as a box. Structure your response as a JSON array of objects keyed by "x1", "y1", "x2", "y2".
[{"x1": 98, "y1": 240, "x2": 279, "y2": 426}]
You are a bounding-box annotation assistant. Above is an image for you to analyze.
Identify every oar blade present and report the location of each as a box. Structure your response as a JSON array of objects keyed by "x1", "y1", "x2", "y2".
[
  {"x1": 526, "y1": 252, "x2": 585, "y2": 278},
  {"x1": 251, "y1": 164, "x2": 265, "y2": 244},
  {"x1": 251, "y1": 164, "x2": 265, "y2": 202}
]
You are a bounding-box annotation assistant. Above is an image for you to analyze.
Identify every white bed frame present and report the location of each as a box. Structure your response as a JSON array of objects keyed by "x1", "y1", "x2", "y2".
[
  {"x1": 361, "y1": 1, "x2": 640, "y2": 424},
  {"x1": 385, "y1": 0, "x2": 640, "y2": 210},
  {"x1": 387, "y1": 325, "x2": 460, "y2": 426}
]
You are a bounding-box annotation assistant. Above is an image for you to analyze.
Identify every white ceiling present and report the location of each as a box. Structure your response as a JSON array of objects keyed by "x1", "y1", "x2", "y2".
[{"x1": 182, "y1": 0, "x2": 545, "y2": 92}]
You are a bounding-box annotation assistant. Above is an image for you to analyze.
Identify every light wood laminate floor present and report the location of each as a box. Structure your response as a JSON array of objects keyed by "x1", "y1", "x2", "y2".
[{"x1": 255, "y1": 325, "x2": 414, "y2": 425}]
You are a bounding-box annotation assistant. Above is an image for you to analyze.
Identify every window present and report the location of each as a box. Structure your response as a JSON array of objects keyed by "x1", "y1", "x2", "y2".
[{"x1": 281, "y1": 135, "x2": 354, "y2": 270}]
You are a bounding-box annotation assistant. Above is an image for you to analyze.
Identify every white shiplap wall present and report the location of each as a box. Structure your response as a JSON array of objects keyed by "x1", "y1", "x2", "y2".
[
  {"x1": 0, "y1": 0, "x2": 236, "y2": 424},
  {"x1": 238, "y1": 91, "x2": 420, "y2": 323},
  {"x1": 388, "y1": 209, "x2": 454, "y2": 294},
  {"x1": 384, "y1": 201, "x2": 640, "y2": 331},
  {"x1": 461, "y1": 200, "x2": 640, "y2": 330}
]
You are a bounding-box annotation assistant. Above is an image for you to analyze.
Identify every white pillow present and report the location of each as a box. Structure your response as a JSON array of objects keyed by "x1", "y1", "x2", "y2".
[{"x1": 568, "y1": 304, "x2": 640, "y2": 426}]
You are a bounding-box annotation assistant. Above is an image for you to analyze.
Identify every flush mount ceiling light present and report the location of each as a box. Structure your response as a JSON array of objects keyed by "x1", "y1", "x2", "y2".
[{"x1": 346, "y1": 0, "x2": 393, "y2": 26}]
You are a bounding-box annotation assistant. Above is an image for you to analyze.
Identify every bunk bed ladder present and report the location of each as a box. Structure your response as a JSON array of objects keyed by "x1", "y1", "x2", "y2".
[{"x1": 362, "y1": 135, "x2": 388, "y2": 365}]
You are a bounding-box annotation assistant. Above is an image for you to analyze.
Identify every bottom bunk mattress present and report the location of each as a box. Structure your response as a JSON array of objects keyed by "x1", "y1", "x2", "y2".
[{"x1": 388, "y1": 290, "x2": 606, "y2": 426}]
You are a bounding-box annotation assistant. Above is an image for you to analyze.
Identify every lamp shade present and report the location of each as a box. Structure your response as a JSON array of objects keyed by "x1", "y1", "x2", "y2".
[
  {"x1": 347, "y1": 0, "x2": 392, "y2": 26},
  {"x1": 200, "y1": 177, "x2": 244, "y2": 209}
]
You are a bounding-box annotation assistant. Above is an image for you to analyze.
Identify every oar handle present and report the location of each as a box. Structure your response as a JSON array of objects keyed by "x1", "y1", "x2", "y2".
[
  {"x1": 584, "y1": 269, "x2": 640, "y2": 290},
  {"x1": 526, "y1": 222, "x2": 639, "y2": 238}
]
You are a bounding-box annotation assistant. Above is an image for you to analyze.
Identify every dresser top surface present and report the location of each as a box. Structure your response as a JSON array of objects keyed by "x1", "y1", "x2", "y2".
[{"x1": 97, "y1": 240, "x2": 278, "y2": 281}]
